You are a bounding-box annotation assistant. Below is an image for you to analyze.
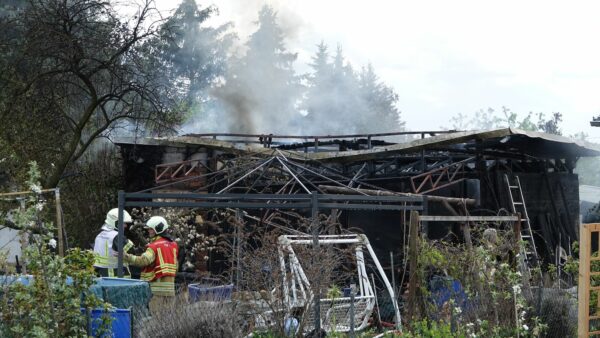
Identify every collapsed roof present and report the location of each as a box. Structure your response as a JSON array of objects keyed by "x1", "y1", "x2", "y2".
[
  {"x1": 114, "y1": 128, "x2": 591, "y2": 266},
  {"x1": 114, "y1": 128, "x2": 600, "y2": 162}
]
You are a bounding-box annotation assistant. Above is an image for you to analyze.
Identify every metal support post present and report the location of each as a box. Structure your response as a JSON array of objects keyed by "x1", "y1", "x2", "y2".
[
  {"x1": 117, "y1": 190, "x2": 125, "y2": 278},
  {"x1": 349, "y1": 291, "x2": 355, "y2": 337},
  {"x1": 311, "y1": 191, "x2": 321, "y2": 335},
  {"x1": 420, "y1": 133, "x2": 426, "y2": 172}
]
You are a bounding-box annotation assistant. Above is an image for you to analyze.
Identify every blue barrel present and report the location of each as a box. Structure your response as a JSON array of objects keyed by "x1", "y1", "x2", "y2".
[
  {"x1": 188, "y1": 283, "x2": 233, "y2": 302},
  {"x1": 84, "y1": 308, "x2": 131, "y2": 338}
]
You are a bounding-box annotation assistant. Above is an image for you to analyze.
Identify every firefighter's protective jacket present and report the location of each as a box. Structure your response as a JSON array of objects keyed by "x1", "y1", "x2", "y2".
[
  {"x1": 125, "y1": 236, "x2": 178, "y2": 296},
  {"x1": 93, "y1": 225, "x2": 133, "y2": 277}
]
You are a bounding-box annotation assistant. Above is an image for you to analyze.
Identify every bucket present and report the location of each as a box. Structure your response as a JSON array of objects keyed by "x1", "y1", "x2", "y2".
[
  {"x1": 188, "y1": 283, "x2": 233, "y2": 302},
  {"x1": 84, "y1": 308, "x2": 132, "y2": 338}
]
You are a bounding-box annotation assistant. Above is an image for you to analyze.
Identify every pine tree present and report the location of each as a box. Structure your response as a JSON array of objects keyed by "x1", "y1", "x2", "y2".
[
  {"x1": 332, "y1": 46, "x2": 366, "y2": 133},
  {"x1": 303, "y1": 41, "x2": 334, "y2": 133},
  {"x1": 303, "y1": 43, "x2": 406, "y2": 135},
  {"x1": 303, "y1": 44, "x2": 364, "y2": 134},
  {"x1": 157, "y1": 0, "x2": 233, "y2": 106},
  {"x1": 216, "y1": 5, "x2": 301, "y2": 134},
  {"x1": 358, "y1": 63, "x2": 405, "y2": 133}
]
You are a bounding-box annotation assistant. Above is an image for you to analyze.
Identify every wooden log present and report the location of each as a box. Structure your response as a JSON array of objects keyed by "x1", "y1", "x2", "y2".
[
  {"x1": 318, "y1": 185, "x2": 476, "y2": 205},
  {"x1": 0, "y1": 188, "x2": 58, "y2": 197}
]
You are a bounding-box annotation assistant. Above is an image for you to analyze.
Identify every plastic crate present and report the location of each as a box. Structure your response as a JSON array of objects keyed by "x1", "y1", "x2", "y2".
[{"x1": 188, "y1": 283, "x2": 233, "y2": 302}]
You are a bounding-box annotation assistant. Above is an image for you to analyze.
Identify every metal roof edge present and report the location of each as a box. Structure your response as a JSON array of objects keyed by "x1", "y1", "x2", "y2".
[{"x1": 113, "y1": 128, "x2": 600, "y2": 160}]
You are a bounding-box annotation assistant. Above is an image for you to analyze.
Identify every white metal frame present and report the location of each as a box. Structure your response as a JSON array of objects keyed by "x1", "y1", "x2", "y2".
[{"x1": 278, "y1": 234, "x2": 402, "y2": 332}]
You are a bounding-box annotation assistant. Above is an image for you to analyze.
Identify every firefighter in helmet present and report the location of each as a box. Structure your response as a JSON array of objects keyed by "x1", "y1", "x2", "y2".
[
  {"x1": 93, "y1": 208, "x2": 134, "y2": 277},
  {"x1": 122, "y1": 216, "x2": 179, "y2": 313}
]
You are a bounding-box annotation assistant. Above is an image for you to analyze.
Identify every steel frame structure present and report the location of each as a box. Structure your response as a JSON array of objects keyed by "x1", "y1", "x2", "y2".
[{"x1": 115, "y1": 191, "x2": 422, "y2": 332}]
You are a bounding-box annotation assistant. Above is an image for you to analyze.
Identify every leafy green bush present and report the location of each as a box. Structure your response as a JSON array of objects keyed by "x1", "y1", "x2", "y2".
[
  {"x1": 0, "y1": 162, "x2": 111, "y2": 337},
  {"x1": 403, "y1": 319, "x2": 457, "y2": 338}
]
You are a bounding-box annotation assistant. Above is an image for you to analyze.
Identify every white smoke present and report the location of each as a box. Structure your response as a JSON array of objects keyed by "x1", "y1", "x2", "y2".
[{"x1": 176, "y1": 1, "x2": 404, "y2": 137}]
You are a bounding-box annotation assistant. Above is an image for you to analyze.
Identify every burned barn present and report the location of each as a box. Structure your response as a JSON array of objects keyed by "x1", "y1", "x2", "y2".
[{"x1": 114, "y1": 128, "x2": 599, "y2": 267}]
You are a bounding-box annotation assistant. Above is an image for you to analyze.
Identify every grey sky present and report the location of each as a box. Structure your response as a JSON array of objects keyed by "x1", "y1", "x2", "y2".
[{"x1": 156, "y1": 0, "x2": 600, "y2": 138}]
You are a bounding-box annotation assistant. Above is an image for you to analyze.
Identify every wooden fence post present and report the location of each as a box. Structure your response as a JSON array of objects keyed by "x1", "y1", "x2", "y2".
[{"x1": 578, "y1": 223, "x2": 591, "y2": 338}]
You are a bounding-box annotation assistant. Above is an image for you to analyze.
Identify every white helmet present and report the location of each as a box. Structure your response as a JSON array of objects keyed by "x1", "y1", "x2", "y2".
[
  {"x1": 145, "y1": 216, "x2": 169, "y2": 234},
  {"x1": 104, "y1": 208, "x2": 132, "y2": 230}
]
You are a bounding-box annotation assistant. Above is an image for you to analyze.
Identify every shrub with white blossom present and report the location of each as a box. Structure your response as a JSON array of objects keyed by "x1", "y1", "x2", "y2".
[
  {"x1": 129, "y1": 207, "x2": 221, "y2": 272},
  {"x1": 412, "y1": 226, "x2": 548, "y2": 337}
]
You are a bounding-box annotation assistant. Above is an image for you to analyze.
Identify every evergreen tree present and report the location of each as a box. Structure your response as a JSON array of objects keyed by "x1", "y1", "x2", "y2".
[
  {"x1": 330, "y1": 46, "x2": 364, "y2": 133},
  {"x1": 302, "y1": 42, "x2": 354, "y2": 134},
  {"x1": 157, "y1": 0, "x2": 233, "y2": 107},
  {"x1": 303, "y1": 41, "x2": 333, "y2": 127},
  {"x1": 216, "y1": 5, "x2": 301, "y2": 133},
  {"x1": 303, "y1": 43, "x2": 405, "y2": 134},
  {"x1": 302, "y1": 44, "x2": 361, "y2": 134},
  {"x1": 358, "y1": 63, "x2": 405, "y2": 133},
  {"x1": 310, "y1": 41, "x2": 332, "y2": 79}
]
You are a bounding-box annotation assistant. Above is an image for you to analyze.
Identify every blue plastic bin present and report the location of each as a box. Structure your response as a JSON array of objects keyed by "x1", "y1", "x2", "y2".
[
  {"x1": 89, "y1": 278, "x2": 151, "y2": 318},
  {"x1": 188, "y1": 283, "x2": 233, "y2": 302},
  {"x1": 84, "y1": 308, "x2": 132, "y2": 338}
]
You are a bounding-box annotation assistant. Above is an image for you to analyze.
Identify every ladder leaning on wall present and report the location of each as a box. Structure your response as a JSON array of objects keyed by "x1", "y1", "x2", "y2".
[{"x1": 504, "y1": 174, "x2": 542, "y2": 282}]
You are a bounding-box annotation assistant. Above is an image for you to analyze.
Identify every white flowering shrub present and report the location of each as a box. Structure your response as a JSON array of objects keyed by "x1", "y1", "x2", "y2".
[{"x1": 412, "y1": 226, "x2": 548, "y2": 337}]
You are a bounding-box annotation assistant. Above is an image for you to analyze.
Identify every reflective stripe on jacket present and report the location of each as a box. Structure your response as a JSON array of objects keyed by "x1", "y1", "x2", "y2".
[
  {"x1": 126, "y1": 236, "x2": 178, "y2": 297},
  {"x1": 141, "y1": 237, "x2": 178, "y2": 282},
  {"x1": 93, "y1": 226, "x2": 133, "y2": 277}
]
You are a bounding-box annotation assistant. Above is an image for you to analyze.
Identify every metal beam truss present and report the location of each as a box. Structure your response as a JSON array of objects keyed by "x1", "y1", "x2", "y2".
[
  {"x1": 149, "y1": 148, "x2": 570, "y2": 198},
  {"x1": 155, "y1": 159, "x2": 208, "y2": 184},
  {"x1": 410, "y1": 157, "x2": 475, "y2": 194},
  {"x1": 145, "y1": 152, "x2": 433, "y2": 196}
]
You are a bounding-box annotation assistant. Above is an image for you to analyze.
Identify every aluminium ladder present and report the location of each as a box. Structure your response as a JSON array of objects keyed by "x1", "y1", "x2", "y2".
[{"x1": 504, "y1": 174, "x2": 542, "y2": 281}]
